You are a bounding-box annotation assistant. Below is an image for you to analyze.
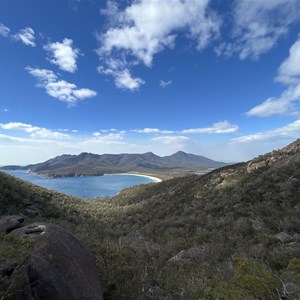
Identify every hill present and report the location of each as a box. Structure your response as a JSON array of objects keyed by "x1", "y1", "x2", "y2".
[
  {"x1": 1, "y1": 151, "x2": 227, "y2": 178},
  {"x1": 0, "y1": 139, "x2": 300, "y2": 299}
]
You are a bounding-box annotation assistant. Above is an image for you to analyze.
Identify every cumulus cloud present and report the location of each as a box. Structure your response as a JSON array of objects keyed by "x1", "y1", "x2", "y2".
[
  {"x1": 232, "y1": 119, "x2": 300, "y2": 143},
  {"x1": 159, "y1": 80, "x2": 172, "y2": 88},
  {"x1": 26, "y1": 68, "x2": 57, "y2": 83},
  {"x1": 247, "y1": 36, "x2": 300, "y2": 117},
  {"x1": 97, "y1": 0, "x2": 220, "y2": 89},
  {"x1": 44, "y1": 38, "x2": 81, "y2": 73},
  {"x1": 0, "y1": 122, "x2": 69, "y2": 139},
  {"x1": 216, "y1": 0, "x2": 300, "y2": 60},
  {"x1": 98, "y1": 65, "x2": 145, "y2": 91},
  {"x1": 26, "y1": 67, "x2": 97, "y2": 106},
  {"x1": 13, "y1": 27, "x2": 36, "y2": 47},
  {"x1": 0, "y1": 23, "x2": 10, "y2": 37}
]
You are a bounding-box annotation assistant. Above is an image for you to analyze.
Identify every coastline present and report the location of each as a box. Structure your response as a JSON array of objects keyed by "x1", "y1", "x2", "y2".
[
  {"x1": 111, "y1": 172, "x2": 162, "y2": 182},
  {"x1": 6, "y1": 169, "x2": 163, "y2": 182}
]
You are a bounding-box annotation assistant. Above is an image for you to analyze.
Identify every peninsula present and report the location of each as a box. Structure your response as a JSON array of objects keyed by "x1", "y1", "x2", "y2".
[{"x1": 1, "y1": 151, "x2": 227, "y2": 179}]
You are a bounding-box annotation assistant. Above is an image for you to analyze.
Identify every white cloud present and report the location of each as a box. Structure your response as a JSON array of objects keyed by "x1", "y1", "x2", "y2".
[
  {"x1": 159, "y1": 80, "x2": 172, "y2": 88},
  {"x1": 132, "y1": 121, "x2": 238, "y2": 134},
  {"x1": 276, "y1": 36, "x2": 300, "y2": 85},
  {"x1": 98, "y1": 66, "x2": 145, "y2": 91},
  {"x1": 13, "y1": 27, "x2": 36, "y2": 47},
  {"x1": 0, "y1": 23, "x2": 10, "y2": 37},
  {"x1": 26, "y1": 67, "x2": 97, "y2": 106},
  {"x1": 152, "y1": 135, "x2": 190, "y2": 145},
  {"x1": 132, "y1": 128, "x2": 174, "y2": 134},
  {"x1": 246, "y1": 36, "x2": 300, "y2": 117},
  {"x1": 1, "y1": 108, "x2": 9, "y2": 112},
  {"x1": 0, "y1": 133, "x2": 29, "y2": 143},
  {"x1": 0, "y1": 122, "x2": 69, "y2": 139},
  {"x1": 100, "y1": 128, "x2": 117, "y2": 133},
  {"x1": 232, "y1": 119, "x2": 300, "y2": 143},
  {"x1": 216, "y1": 0, "x2": 300, "y2": 60},
  {"x1": 0, "y1": 24, "x2": 36, "y2": 47},
  {"x1": 97, "y1": 0, "x2": 220, "y2": 89},
  {"x1": 45, "y1": 80, "x2": 97, "y2": 104},
  {"x1": 113, "y1": 69, "x2": 145, "y2": 91},
  {"x1": 26, "y1": 67, "x2": 57, "y2": 83},
  {"x1": 181, "y1": 120, "x2": 239, "y2": 134},
  {"x1": 2, "y1": 123, "x2": 296, "y2": 165},
  {"x1": 246, "y1": 84, "x2": 300, "y2": 117},
  {"x1": 44, "y1": 38, "x2": 81, "y2": 73},
  {"x1": 83, "y1": 132, "x2": 127, "y2": 145}
]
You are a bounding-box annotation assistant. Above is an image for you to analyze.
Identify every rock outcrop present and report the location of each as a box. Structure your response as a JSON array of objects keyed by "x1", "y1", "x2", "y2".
[
  {"x1": 1, "y1": 222, "x2": 103, "y2": 300},
  {"x1": 0, "y1": 215, "x2": 24, "y2": 233},
  {"x1": 247, "y1": 139, "x2": 300, "y2": 173}
]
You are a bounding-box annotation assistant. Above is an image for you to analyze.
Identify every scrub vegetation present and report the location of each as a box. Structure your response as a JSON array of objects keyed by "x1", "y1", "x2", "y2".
[{"x1": 0, "y1": 140, "x2": 300, "y2": 299}]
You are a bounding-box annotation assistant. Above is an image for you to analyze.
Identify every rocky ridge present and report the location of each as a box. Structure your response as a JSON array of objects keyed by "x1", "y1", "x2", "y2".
[{"x1": 247, "y1": 139, "x2": 300, "y2": 173}]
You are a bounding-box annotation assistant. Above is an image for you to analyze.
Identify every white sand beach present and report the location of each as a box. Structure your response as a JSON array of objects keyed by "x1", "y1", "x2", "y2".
[{"x1": 113, "y1": 173, "x2": 162, "y2": 182}]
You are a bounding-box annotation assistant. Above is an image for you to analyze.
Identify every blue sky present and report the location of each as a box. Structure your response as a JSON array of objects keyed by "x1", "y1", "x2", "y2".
[{"x1": 1, "y1": 0, "x2": 300, "y2": 165}]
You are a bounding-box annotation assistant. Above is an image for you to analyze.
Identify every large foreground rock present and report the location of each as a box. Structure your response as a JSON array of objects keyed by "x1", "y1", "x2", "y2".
[
  {"x1": 11, "y1": 223, "x2": 103, "y2": 300},
  {"x1": 0, "y1": 215, "x2": 24, "y2": 233}
]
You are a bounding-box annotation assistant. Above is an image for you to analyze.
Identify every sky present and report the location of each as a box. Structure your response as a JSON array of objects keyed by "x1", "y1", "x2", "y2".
[{"x1": 1, "y1": 0, "x2": 300, "y2": 165}]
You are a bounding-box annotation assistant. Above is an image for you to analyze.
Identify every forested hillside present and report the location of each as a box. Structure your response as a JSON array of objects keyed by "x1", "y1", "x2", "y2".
[{"x1": 0, "y1": 140, "x2": 299, "y2": 299}]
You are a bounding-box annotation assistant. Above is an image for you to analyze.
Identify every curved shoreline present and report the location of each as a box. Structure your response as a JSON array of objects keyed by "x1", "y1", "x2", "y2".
[{"x1": 110, "y1": 173, "x2": 162, "y2": 183}]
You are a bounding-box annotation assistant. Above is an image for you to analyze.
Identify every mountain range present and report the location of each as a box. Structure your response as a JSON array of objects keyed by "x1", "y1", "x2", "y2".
[{"x1": 1, "y1": 151, "x2": 227, "y2": 178}]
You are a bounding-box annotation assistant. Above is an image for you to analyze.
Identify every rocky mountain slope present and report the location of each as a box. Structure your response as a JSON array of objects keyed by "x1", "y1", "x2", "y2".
[
  {"x1": 0, "y1": 139, "x2": 299, "y2": 299},
  {"x1": 1, "y1": 151, "x2": 227, "y2": 177}
]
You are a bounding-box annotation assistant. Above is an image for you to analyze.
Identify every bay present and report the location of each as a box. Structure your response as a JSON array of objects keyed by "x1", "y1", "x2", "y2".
[{"x1": 3, "y1": 170, "x2": 159, "y2": 198}]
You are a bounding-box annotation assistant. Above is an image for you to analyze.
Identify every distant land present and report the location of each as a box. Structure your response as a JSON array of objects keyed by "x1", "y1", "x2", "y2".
[{"x1": 0, "y1": 151, "x2": 228, "y2": 179}]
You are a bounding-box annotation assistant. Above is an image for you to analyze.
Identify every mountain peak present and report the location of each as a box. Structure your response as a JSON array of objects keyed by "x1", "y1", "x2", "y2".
[
  {"x1": 172, "y1": 151, "x2": 188, "y2": 156},
  {"x1": 144, "y1": 152, "x2": 156, "y2": 156}
]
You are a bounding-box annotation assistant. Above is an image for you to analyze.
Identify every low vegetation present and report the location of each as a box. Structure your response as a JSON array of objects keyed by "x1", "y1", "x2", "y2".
[{"x1": 0, "y1": 140, "x2": 300, "y2": 299}]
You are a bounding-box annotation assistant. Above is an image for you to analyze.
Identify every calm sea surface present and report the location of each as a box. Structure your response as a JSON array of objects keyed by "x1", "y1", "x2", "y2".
[{"x1": 4, "y1": 170, "x2": 157, "y2": 198}]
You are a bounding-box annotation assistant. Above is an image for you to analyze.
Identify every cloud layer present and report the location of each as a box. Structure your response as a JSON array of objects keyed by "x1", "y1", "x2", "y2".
[
  {"x1": 132, "y1": 120, "x2": 239, "y2": 135},
  {"x1": 0, "y1": 122, "x2": 68, "y2": 139},
  {"x1": 232, "y1": 119, "x2": 300, "y2": 143}
]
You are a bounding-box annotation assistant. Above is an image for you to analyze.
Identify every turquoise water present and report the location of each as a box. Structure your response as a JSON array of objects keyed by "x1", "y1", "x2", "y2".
[{"x1": 4, "y1": 170, "x2": 157, "y2": 198}]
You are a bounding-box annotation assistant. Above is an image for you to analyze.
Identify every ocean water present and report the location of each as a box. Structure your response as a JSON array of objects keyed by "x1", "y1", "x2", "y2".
[{"x1": 4, "y1": 170, "x2": 157, "y2": 199}]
